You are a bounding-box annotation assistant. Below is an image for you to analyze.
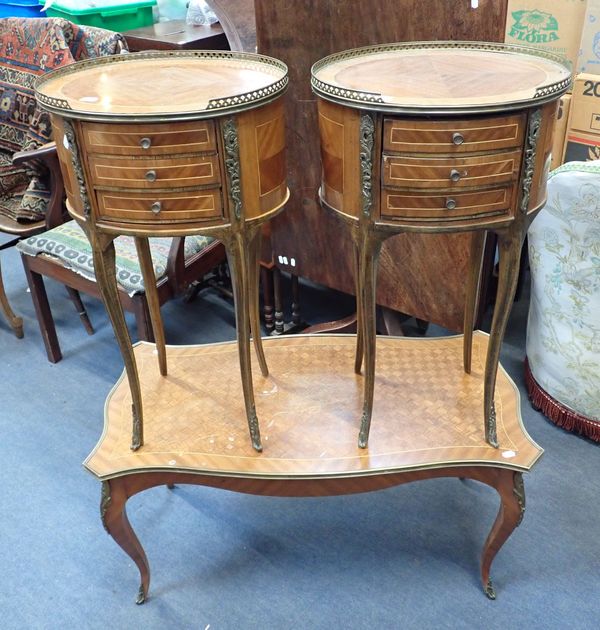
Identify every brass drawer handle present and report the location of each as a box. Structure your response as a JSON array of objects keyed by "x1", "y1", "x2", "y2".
[
  {"x1": 145, "y1": 170, "x2": 157, "y2": 182},
  {"x1": 449, "y1": 169, "x2": 464, "y2": 182},
  {"x1": 140, "y1": 137, "x2": 152, "y2": 150},
  {"x1": 445, "y1": 198, "x2": 457, "y2": 210},
  {"x1": 150, "y1": 201, "x2": 162, "y2": 214},
  {"x1": 452, "y1": 132, "x2": 464, "y2": 145}
]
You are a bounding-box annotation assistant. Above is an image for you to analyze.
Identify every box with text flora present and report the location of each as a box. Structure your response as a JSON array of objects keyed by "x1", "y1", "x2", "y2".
[{"x1": 504, "y1": 0, "x2": 587, "y2": 72}]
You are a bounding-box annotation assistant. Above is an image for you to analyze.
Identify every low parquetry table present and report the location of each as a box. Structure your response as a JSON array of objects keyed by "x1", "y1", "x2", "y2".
[
  {"x1": 85, "y1": 333, "x2": 542, "y2": 603},
  {"x1": 311, "y1": 41, "x2": 571, "y2": 449},
  {"x1": 35, "y1": 50, "x2": 289, "y2": 453}
]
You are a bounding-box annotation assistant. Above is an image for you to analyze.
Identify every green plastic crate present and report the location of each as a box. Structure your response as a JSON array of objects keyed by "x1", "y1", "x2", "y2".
[{"x1": 43, "y1": 1, "x2": 156, "y2": 32}]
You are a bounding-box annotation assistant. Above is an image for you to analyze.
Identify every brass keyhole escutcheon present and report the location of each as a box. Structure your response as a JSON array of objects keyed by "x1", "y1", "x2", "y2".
[
  {"x1": 151, "y1": 201, "x2": 162, "y2": 214},
  {"x1": 445, "y1": 198, "x2": 457, "y2": 210},
  {"x1": 452, "y1": 132, "x2": 464, "y2": 145},
  {"x1": 140, "y1": 137, "x2": 152, "y2": 149},
  {"x1": 145, "y1": 170, "x2": 157, "y2": 182}
]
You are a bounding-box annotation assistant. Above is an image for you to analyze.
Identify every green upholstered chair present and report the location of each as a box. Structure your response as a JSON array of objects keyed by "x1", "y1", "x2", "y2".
[{"x1": 18, "y1": 221, "x2": 225, "y2": 362}]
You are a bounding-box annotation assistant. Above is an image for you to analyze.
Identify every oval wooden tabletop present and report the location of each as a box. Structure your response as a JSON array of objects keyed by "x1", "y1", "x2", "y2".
[
  {"x1": 84, "y1": 333, "x2": 542, "y2": 481},
  {"x1": 36, "y1": 51, "x2": 288, "y2": 120},
  {"x1": 312, "y1": 42, "x2": 571, "y2": 113}
]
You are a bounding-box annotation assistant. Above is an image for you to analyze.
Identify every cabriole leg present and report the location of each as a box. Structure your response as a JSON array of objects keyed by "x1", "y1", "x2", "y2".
[
  {"x1": 92, "y1": 240, "x2": 144, "y2": 450},
  {"x1": 480, "y1": 470, "x2": 525, "y2": 599},
  {"x1": 357, "y1": 231, "x2": 382, "y2": 449},
  {"x1": 483, "y1": 232, "x2": 523, "y2": 447},
  {"x1": 101, "y1": 480, "x2": 150, "y2": 604},
  {"x1": 224, "y1": 233, "x2": 262, "y2": 451}
]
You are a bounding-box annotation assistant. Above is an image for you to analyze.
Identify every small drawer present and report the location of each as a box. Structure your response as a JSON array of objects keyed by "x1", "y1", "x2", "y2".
[
  {"x1": 88, "y1": 154, "x2": 220, "y2": 189},
  {"x1": 96, "y1": 189, "x2": 223, "y2": 223},
  {"x1": 381, "y1": 186, "x2": 515, "y2": 222},
  {"x1": 383, "y1": 150, "x2": 521, "y2": 189},
  {"x1": 82, "y1": 120, "x2": 217, "y2": 156},
  {"x1": 383, "y1": 114, "x2": 524, "y2": 154}
]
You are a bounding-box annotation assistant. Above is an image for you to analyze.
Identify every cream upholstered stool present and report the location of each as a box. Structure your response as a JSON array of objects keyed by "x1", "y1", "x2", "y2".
[{"x1": 525, "y1": 161, "x2": 600, "y2": 440}]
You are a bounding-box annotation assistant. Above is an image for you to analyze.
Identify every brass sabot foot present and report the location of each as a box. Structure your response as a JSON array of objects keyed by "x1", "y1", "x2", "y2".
[
  {"x1": 358, "y1": 421, "x2": 369, "y2": 449},
  {"x1": 486, "y1": 402, "x2": 499, "y2": 448},
  {"x1": 136, "y1": 584, "x2": 146, "y2": 605},
  {"x1": 247, "y1": 406, "x2": 263, "y2": 452},
  {"x1": 484, "y1": 578, "x2": 496, "y2": 600}
]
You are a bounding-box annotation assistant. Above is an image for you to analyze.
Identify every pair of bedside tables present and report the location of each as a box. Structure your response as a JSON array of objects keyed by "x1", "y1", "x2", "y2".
[{"x1": 35, "y1": 42, "x2": 569, "y2": 602}]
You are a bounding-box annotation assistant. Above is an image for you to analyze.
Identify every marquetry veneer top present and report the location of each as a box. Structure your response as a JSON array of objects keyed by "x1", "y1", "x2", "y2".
[
  {"x1": 35, "y1": 51, "x2": 288, "y2": 121},
  {"x1": 85, "y1": 333, "x2": 542, "y2": 481},
  {"x1": 311, "y1": 42, "x2": 571, "y2": 113}
]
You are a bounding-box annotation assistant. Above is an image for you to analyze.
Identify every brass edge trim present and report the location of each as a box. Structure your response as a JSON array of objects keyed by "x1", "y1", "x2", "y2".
[
  {"x1": 35, "y1": 50, "x2": 288, "y2": 121},
  {"x1": 88, "y1": 459, "x2": 536, "y2": 483},
  {"x1": 311, "y1": 41, "x2": 571, "y2": 112}
]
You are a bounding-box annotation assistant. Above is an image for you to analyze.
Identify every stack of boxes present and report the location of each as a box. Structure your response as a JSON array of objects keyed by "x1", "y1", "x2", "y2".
[{"x1": 505, "y1": 0, "x2": 600, "y2": 167}]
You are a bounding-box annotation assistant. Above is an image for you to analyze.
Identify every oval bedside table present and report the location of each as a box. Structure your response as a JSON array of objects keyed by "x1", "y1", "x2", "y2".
[
  {"x1": 311, "y1": 41, "x2": 571, "y2": 448},
  {"x1": 35, "y1": 50, "x2": 289, "y2": 452}
]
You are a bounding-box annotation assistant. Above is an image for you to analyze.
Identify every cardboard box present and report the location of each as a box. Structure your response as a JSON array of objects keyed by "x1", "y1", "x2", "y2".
[
  {"x1": 551, "y1": 93, "x2": 571, "y2": 168},
  {"x1": 504, "y1": 0, "x2": 587, "y2": 72},
  {"x1": 563, "y1": 131, "x2": 600, "y2": 161},
  {"x1": 564, "y1": 73, "x2": 600, "y2": 161},
  {"x1": 577, "y1": 0, "x2": 600, "y2": 75}
]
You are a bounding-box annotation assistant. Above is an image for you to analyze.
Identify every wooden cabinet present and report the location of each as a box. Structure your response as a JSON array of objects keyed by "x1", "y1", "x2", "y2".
[
  {"x1": 36, "y1": 51, "x2": 290, "y2": 452},
  {"x1": 253, "y1": 0, "x2": 513, "y2": 332},
  {"x1": 312, "y1": 41, "x2": 569, "y2": 449}
]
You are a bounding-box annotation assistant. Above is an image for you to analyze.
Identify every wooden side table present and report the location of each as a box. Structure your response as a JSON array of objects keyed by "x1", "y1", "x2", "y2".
[
  {"x1": 85, "y1": 333, "x2": 543, "y2": 603},
  {"x1": 35, "y1": 51, "x2": 289, "y2": 452},
  {"x1": 311, "y1": 41, "x2": 571, "y2": 448}
]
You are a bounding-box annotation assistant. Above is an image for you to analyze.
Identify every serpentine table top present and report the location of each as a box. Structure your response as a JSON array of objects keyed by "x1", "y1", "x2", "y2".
[{"x1": 85, "y1": 333, "x2": 542, "y2": 480}]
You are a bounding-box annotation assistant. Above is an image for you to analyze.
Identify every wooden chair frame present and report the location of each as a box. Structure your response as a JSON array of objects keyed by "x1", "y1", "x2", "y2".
[
  {"x1": 20, "y1": 220, "x2": 226, "y2": 363},
  {"x1": 0, "y1": 144, "x2": 68, "y2": 337}
]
